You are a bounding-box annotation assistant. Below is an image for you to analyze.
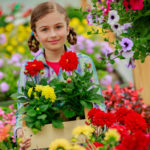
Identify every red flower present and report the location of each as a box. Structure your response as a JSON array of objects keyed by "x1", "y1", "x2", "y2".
[
  {"x1": 123, "y1": 0, "x2": 129, "y2": 9},
  {"x1": 129, "y1": 0, "x2": 144, "y2": 11},
  {"x1": 93, "y1": 142, "x2": 104, "y2": 148},
  {"x1": 121, "y1": 131, "x2": 149, "y2": 150},
  {"x1": 114, "y1": 144, "x2": 127, "y2": 150},
  {"x1": 25, "y1": 59, "x2": 44, "y2": 77},
  {"x1": 124, "y1": 111, "x2": 147, "y2": 133},
  {"x1": 88, "y1": 108, "x2": 102, "y2": 120},
  {"x1": 115, "y1": 107, "x2": 133, "y2": 125},
  {"x1": 59, "y1": 51, "x2": 79, "y2": 71},
  {"x1": 93, "y1": 111, "x2": 115, "y2": 127},
  {"x1": 110, "y1": 124, "x2": 129, "y2": 139}
]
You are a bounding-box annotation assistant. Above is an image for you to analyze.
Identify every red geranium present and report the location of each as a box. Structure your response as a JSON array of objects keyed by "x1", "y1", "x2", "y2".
[
  {"x1": 59, "y1": 51, "x2": 79, "y2": 71},
  {"x1": 124, "y1": 111, "x2": 147, "y2": 133},
  {"x1": 129, "y1": 0, "x2": 144, "y2": 11},
  {"x1": 88, "y1": 108, "x2": 102, "y2": 121},
  {"x1": 115, "y1": 107, "x2": 133, "y2": 125},
  {"x1": 25, "y1": 59, "x2": 44, "y2": 77},
  {"x1": 121, "y1": 131, "x2": 149, "y2": 150},
  {"x1": 93, "y1": 111, "x2": 115, "y2": 127}
]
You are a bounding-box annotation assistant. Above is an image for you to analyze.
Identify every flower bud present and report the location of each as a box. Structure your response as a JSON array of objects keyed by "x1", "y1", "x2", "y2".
[
  {"x1": 40, "y1": 70, "x2": 44, "y2": 74},
  {"x1": 67, "y1": 78, "x2": 72, "y2": 83},
  {"x1": 86, "y1": 63, "x2": 91, "y2": 68},
  {"x1": 24, "y1": 70, "x2": 28, "y2": 75}
]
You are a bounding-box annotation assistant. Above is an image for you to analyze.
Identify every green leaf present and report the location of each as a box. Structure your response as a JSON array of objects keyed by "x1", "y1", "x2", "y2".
[
  {"x1": 64, "y1": 110, "x2": 75, "y2": 118},
  {"x1": 27, "y1": 109, "x2": 36, "y2": 117},
  {"x1": 62, "y1": 72, "x2": 68, "y2": 80},
  {"x1": 40, "y1": 105, "x2": 49, "y2": 111},
  {"x1": 37, "y1": 114, "x2": 47, "y2": 120},
  {"x1": 52, "y1": 120, "x2": 64, "y2": 128},
  {"x1": 80, "y1": 101, "x2": 93, "y2": 109}
]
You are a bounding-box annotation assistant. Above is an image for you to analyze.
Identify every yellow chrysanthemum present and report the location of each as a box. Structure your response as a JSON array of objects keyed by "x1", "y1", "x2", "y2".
[
  {"x1": 71, "y1": 145, "x2": 85, "y2": 150},
  {"x1": 104, "y1": 129, "x2": 120, "y2": 142},
  {"x1": 41, "y1": 85, "x2": 56, "y2": 102},
  {"x1": 27, "y1": 87, "x2": 33, "y2": 98},
  {"x1": 72, "y1": 125, "x2": 95, "y2": 138},
  {"x1": 35, "y1": 85, "x2": 43, "y2": 92},
  {"x1": 49, "y1": 138, "x2": 71, "y2": 150},
  {"x1": 33, "y1": 92, "x2": 39, "y2": 100}
]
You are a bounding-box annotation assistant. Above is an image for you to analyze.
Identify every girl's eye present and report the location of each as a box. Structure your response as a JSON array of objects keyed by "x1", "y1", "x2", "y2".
[
  {"x1": 56, "y1": 26, "x2": 62, "y2": 29},
  {"x1": 42, "y1": 28, "x2": 48, "y2": 31}
]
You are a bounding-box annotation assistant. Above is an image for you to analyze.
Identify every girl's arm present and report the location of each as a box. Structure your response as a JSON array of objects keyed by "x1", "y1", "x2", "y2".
[{"x1": 14, "y1": 62, "x2": 27, "y2": 139}]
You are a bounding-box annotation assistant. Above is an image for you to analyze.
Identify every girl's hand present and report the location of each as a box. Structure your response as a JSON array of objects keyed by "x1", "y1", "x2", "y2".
[{"x1": 17, "y1": 128, "x2": 31, "y2": 150}]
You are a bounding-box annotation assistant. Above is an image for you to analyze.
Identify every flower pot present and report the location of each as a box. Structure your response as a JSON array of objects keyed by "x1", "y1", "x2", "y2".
[{"x1": 22, "y1": 108, "x2": 90, "y2": 149}]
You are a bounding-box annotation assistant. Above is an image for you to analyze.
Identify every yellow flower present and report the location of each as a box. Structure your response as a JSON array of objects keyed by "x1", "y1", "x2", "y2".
[
  {"x1": 70, "y1": 18, "x2": 80, "y2": 27},
  {"x1": 71, "y1": 145, "x2": 85, "y2": 150},
  {"x1": 18, "y1": 46, "x2": 25, "y2": 54},
  {"x1": 49, "y1": 138, "x2": 71, "y2": 150},
  {"x1": 72, "y1": 125, "x2": 95, "y2": 138},
  {"x1": 33, "y1": 92, "x2": 39, "y2": 100},
  {"x1": 5, "y1": 23, "x2": 14, "y2": 32},
  {"x1": 77, "y1": 25, "x2": 84, "y2": 34},
  {"x1": 0, "y1": 27, "x2": 4, "y2": 33},
  {"x1": 6, "y1": 45, "x2": 13, "y2": 52},
  {"x1": 36, "y1": 107, "x2": 40, "y2": 111},
  {"x1": 27, "y1": 88, "x2": 33, "y2": 98},
  {"x1": 10, "y1": 38, "x2": 18, "y2": 46},
  {"x1": 104, "y1": 129, "x2": 120, "y2": 142},
  {"x1": 41, "y1": 85, "x2": 56, "y2": 102},
  {"x1": 35, "y1": 85, "x2": 43, "y2": 92}
]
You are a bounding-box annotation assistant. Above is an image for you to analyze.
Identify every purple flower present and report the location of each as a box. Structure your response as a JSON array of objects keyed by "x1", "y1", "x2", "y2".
[
  {"x1": 0, "y1": 82, "x2": 9, "y2": 92},
  {"x1": 31, "y1": 48, "x2": 42, "y2": 57},
  {"x1": 122, "y1": 50, "x2": 134, "y2": 58},
  {"x1": 95, "y1": 53, "x2": 101, "y2": 60},
  {"x1": 120, "y1": 38, "x2": 133, "y2": 51},
  {"x1": 106, "y1": 64, "x2": 114, "y2": 72},
  {"x1": 98, "y1": 0, "x2": 101, "y2": 3},
  {"x1": 100, "y1": 42, "x2": 113, "y2": 57},
  {"x1": 0, "y1": 72, "x2": 4, "y2": 79},
  {"x1": 122, "y1": 23, "x2": 132, "y2": 33},
  {"x1": 127, "y1": 58, "x2": 136, "y2": 69},
  {"x1": 0, "y1": 59, "x2": 3, "y2": 67},
  {"x1": 100, "y1": 75, "x2": 112, "y2": 86},
  {"x1": 86, "y1": 48, "x2": 93, "y2": 54},
  {"x1": 0, "y1": 34, "x2": 6, "y2": 44},
  {"x1": 11, "y1": 53, "x2": 22, "y2": 63}
]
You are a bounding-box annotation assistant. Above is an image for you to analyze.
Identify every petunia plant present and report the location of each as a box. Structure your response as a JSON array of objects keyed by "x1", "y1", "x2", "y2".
[{"x1": 79, "y1": 0, "x2": 150, "y2": 67}]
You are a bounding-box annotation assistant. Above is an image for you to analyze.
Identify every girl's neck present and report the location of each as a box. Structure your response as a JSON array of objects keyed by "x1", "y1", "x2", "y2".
[{"x1": 44, "y1": 46, "x2": 66, "y2": 62}]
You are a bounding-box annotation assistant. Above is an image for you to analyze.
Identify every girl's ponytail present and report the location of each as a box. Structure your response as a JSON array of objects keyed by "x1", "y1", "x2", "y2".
[
  {"x1": 67, "y1": 27, "x2": 77, "y2": 45},
  {"x1": 28, "y1": 34, "x2": 40, "y2": 53}
]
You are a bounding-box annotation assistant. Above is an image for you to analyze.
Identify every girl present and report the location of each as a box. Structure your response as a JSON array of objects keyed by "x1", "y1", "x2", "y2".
[{"x1": 14, "y1": 1, "x2": 106, "y2": 149}]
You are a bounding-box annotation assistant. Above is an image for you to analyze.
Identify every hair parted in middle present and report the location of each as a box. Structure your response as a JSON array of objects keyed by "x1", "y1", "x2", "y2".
[{"x1": 28, "y1": 0, "x2": 77, "y2": 53}]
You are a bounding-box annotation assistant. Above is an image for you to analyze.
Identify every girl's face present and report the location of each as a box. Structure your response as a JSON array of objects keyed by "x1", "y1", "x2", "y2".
[{"x1": 33, "y1": 11, "x2": 69, "y2": 51}]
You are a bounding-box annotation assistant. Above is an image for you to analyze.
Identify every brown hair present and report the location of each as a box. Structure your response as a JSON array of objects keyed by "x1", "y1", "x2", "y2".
[{"x1": 28, "y1": 1, "x2": 77, "y2": 52}]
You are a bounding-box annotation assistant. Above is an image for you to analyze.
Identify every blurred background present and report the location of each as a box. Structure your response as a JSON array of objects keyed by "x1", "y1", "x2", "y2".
[
  {"x1": 1, "y1": 1, "x2": 150, "y2": 149},
  {"x1": 0, "y1": 0, "x2": 133, "y2": 106}
]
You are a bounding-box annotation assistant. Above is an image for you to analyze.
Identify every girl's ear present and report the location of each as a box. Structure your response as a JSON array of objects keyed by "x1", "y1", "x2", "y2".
[{"x1": 33, "y1": 32, "x2": 40, "y2": 42}]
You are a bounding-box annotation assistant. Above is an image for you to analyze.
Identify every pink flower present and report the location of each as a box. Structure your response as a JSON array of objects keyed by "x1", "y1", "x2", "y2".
[{"x1": 0, "y1": 82, "x2": 9, "y2": 92}]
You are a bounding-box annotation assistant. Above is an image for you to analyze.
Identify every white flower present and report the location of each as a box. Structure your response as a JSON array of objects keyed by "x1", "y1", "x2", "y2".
[
  {"x1": 111, "y1": 23, "x2": 123, "y2": 36},
  {"x1": 107, "y1": 10, "x2": 120, "y2": 25}
]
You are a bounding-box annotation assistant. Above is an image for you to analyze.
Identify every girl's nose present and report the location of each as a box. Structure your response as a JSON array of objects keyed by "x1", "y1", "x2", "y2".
[{"x1": 49, "y1": 29, "x2": 56, "y2": 37}]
